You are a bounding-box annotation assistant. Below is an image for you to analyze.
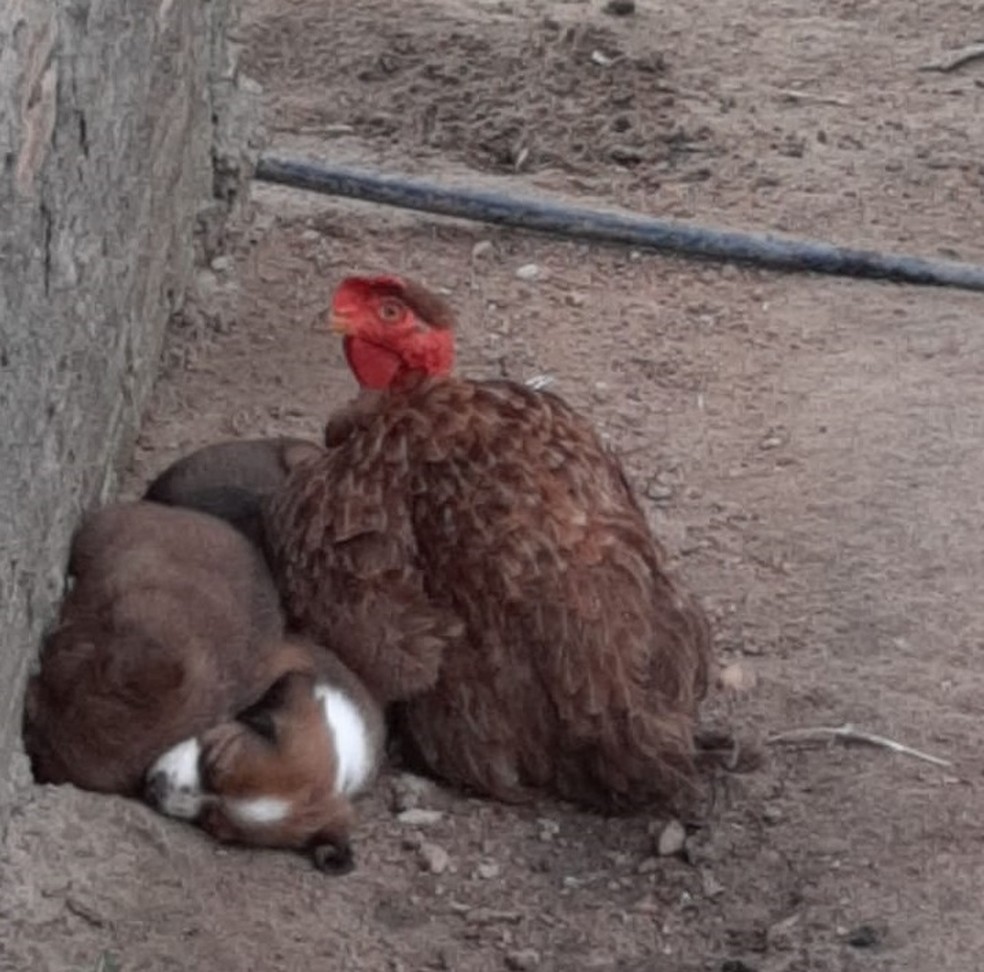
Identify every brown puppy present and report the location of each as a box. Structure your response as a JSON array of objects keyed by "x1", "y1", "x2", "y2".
[
  {"x1": 23, "y1": 501, "x2": 383, "y2": 872},
  {"x1": 144, "y1": 437, "x2": 323, "y2": 549},
  {"x1": 147, "y1": 648, "x2": 385, "y2": 872}
]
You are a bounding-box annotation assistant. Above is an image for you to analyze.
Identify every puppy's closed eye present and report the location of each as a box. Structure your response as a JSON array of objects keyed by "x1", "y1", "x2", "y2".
[
  {"x1": 233, "y1": 670, "x2": 312, "y2": 743},
  {"x1": 235, "y1": 699, "x2": 278, "y2": 743}
]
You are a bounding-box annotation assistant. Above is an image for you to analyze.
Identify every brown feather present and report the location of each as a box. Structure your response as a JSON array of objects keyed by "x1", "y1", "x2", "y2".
[{"x1": 264, "y1": 375, "x2": 712, "y2": 811}]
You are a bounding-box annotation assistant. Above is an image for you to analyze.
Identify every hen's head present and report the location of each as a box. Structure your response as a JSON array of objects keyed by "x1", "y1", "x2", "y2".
[{"x1": 330, "y1": 275, "x2": 456, "y2": 390}]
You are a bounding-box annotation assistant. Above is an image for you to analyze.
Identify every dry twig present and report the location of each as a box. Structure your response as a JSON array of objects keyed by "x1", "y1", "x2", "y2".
[
  {"x1": 919, "y1": 43, "x2": 984, "y2": 73},
  {"x1": 766, "y1": 722, "x2": 952, "y2": 768},
  {"x1": 775, "y1": 88, "x2": 852, "y2": 107}
]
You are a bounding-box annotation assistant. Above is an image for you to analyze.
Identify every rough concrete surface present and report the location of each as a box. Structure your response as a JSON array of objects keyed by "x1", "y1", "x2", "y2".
[{"x1": 0, "y1": 0, "x2": 247, "y2": 818}]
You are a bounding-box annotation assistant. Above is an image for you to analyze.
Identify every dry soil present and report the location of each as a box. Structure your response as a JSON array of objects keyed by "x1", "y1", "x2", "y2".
[{"x1": 3, "y1": 1, "x2": 984, "y2": 970}]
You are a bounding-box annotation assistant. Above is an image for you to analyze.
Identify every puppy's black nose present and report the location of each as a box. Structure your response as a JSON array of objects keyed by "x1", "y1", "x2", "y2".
[
  {"x1": 312, "y1": 840, "x2": 355, "y2": 876},
  {"x1": 144, "y1": 771, "x2": 167, "y2": 807}
]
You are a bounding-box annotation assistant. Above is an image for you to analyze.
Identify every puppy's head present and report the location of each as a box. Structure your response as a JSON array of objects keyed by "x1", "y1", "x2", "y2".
[{"x1": 145, "y1": 670, "x2": 357, "y2": 874}]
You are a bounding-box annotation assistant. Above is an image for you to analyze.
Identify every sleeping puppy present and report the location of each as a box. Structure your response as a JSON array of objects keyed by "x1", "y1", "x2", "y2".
[
  {"x1": 23, "y1": 501, "x2": 383, "y2": 872},
  {"x1": 144, "y1": 437, "x2": 324, "y2": 550},
  {"x1": 146, "y1": 645, "x2": 385, "y2": 873}
]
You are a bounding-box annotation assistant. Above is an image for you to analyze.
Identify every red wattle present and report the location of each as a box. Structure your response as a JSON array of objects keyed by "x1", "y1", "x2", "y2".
[{"x1": 343, "y1": 337, "x2": 404, "y2": 390}]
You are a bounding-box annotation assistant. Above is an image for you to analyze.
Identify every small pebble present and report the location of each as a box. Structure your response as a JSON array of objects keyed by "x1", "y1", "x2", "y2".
[
  {"x1": 657, "y1": 819, "x2": 687, "y2": 857},
  {"x1": 505, "y1": 949, "x2": 541, "y2": 970},
  {"x1": 701, "y1": 871, "x2": 725, "y2": 898},
  {"x1": 761, "y1": 804, "x2": 783, "y2": 825},
  {"x1": 637, "y1": 856, "x2": 660, "y2": 875},
  {"x1": 477, "y1": 861, "x2": 501, "y2": 880},
  {"x1": 210, "y1": 255, "x2": 233, "y2": 273},
  {"x1": 767, "y1": 913, "x2": 801, "y2": 951},
  {"x1": 472, "y1": 240, "x2": 494, "y2": 259},
  {"x1": 603, "y1": 0, "x2": 636, "y2": 14},
  {"x1": 536, "y1": 818, "x2": 560, "y2": 842},
  {"x1": 397, "y1": 808, "x2": 445, "y2": 827},
  {"x1": 390, "y1": 773, "x2": 435, "y2": 812},
  {"x1": 515, "y1": 263, "x2": 542, "y2": 281},
  {"x1": 645, "y1": 482, "x2": 675, "y2": 503},
  {"x1": 418, "y1": 843, "x2": 450, "y2": 875},
  {"x1": 717, "y1": 662, "x2": 757, "y2": 694}
]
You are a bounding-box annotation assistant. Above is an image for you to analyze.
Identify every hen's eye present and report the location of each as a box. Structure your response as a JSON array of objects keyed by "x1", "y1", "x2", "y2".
[{"x1": 377, "y1": 299, "x2": 403, "y2": 323}]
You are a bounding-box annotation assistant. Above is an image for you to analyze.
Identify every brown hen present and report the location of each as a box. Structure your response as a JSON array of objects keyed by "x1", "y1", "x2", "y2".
[{"x1": 264, "y1": 275, "x2": 712, "y2": 812}]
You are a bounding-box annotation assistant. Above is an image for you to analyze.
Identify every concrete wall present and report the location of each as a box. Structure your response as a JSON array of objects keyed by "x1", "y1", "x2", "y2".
[{"x1": 0, "y1": 0, "x2": 250, "y2": 817}]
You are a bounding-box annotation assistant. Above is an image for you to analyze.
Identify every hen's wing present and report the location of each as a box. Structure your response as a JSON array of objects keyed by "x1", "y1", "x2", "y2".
[
  {"x1": 263, "y1": 401, "x2": 466, "y2": 705},
  {"x1": 396, "y1": 379, "x2": 712, "y2": 810}
]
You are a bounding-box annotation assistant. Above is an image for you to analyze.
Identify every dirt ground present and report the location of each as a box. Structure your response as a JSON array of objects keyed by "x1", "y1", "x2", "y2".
[{"x1": 4, "y1": 0, "x2": 984, "y2": 969}]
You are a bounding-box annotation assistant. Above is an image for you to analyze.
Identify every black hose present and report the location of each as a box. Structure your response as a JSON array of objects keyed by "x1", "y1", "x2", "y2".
[{"x1": 254, "y1": 156, "x2": 984, "y2": 293}]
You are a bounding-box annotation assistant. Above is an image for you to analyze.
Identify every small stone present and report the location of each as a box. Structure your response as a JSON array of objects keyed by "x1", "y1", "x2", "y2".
[
  {"x1": 637, "y1": 856, "x2": 660, "y2": 875},
  {"x1": 645, "y1": 482, "x2": 675, "y2": 503},
  {"x1": 476, "y1": 861, "x2": 501, "y2": 880},
  {"x1": 603, "y1": 0, "x2": 636, "y2": 14},
  {"x1": 193, "y1": 268, "x2": 221, "y2": 297},
  {"x1": 760, "y1": 436, "x2": 783, "y2": 450},
  {"x1": 716, "y1": 662, "x2": 757, "y2": 694},
  {"x1": 657, "y1": 819, "x2": 687, "y2": 857},
  {"x1": 300, "y1": 229, "x2": 320, "y2": 243},
  {"x1": 536, "y1": 818, "x2": 560, "y2": 842},
  {"x1": 505, "y1": 949, "x2": 541, "y2": 970},
  {"x1": 761, "y1": 804, "x2": 783, "y2": 825},
  {"x1": 701, "y1": 871, "x2": 725, "y2": 898},
  {"x1": 767, "y1": 913, "x2": 801, "y2": 951},
  {"x1": 472, "y1": 240, "x2": 494, "y2": 259},
  {"x1": 210, "y1": 255, "x2": 233, "y2": 273},
  {"x1": 466, "y1": 907, "x2": 523, "y2": 925},
  {"x1": 515, "y1": 263, "x2": 542, "y2": 281},
  {"x1": 390, "y1": 773, "x2": 435, "y2": 812},
  {"x1": 418, "y1": 843, "x2": 450, "y2": 875},
  {"x1": 609, "y1": 145, "x2": 644, "y2": 166},
  {"x1": 564, "y1": 292, "x2": 586, "y2": 308},
  {"x1": 397, "y1": 808, "x2": 445, "y2": 827}
]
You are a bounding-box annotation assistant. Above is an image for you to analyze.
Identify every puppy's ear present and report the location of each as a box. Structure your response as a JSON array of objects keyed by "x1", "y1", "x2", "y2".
[
  {"x1": 236, "y1": 703, "x2": 277, "y2": 744},
  {"x1": 233, "y1": 674, "x2": 293, "y2": 743},
  {"x1": 234, "y1": 670, "x2": 316, "y2": 743}
]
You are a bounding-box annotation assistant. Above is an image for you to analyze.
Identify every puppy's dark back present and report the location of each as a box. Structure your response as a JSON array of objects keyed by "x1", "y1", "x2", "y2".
[
  {"x1": 145, "y1": 438, "x2": 323, "y2": 547},
  {"x1": 24, "y1": 502, "x2": 286, "y2": 794}
]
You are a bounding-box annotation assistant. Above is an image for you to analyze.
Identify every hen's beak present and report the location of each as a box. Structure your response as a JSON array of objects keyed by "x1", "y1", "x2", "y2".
[
  {"x1": 310, "y1": 311, "x2": 350, "y2": 334},
  {"x1": 329, "y1": 311, "x2": 353, "y2": 336}
]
